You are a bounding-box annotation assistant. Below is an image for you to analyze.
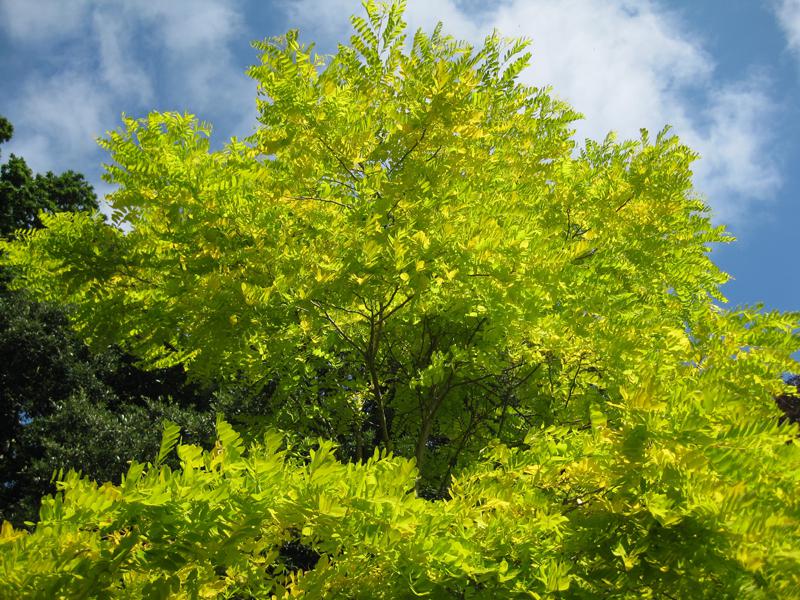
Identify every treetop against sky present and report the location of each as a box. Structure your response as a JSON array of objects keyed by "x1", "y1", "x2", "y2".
[{"x1": 1, "y1": 0, "x2": 800, "y2": 310}]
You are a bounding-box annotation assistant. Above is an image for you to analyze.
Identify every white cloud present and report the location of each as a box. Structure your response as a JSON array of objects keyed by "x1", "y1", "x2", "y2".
[
  {"x1": 774, "y1": 0, "x2": 800, "y2": 53},
  {"x1": 139, "y1": 0, "x2": 242, "y2": 53},
  {"x1": 1, "y1": 0, "x2": 257, "y2": 184},
  {"x1": 488, "y1": 1, "x2": 709, "y2": 140},
  {"x1": 682, "y1": 77, "x2": 780, "y2": 224},
  {"x1": 280, "y1": 0, "x2": 781, "y2": 226},
  {"x1": 0, "y1": 0, "x2": 782, "y2": 226},
  {"x1": 128, "y1": 0, "x2": 252, "y2": 115},
  {"x1": 92, "y1": 7, "x2": 154, "y2": 105},
  {"x1": 0, "y1": 0, "x2": 90, "y2": 41},
  {"x1": 5, "y1": 72, "x2": 112, "y2": 174}
]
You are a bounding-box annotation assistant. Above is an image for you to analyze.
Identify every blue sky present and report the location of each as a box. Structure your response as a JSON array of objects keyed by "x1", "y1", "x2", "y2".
[{"x1": 0, "y1": 0, "x2": 798, "y2": 314}]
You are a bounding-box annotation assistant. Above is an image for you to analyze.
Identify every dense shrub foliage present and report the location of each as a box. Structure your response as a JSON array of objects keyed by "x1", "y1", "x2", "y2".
[
  {"x1": 1, "y1": 414, "x2": 798, "y2": 599},
  {"x1": 1, "y1": 2, "x2": 799, "y2": 597}
]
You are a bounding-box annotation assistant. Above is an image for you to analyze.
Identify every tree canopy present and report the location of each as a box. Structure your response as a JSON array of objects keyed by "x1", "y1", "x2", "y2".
[{"x1": 1, "y1": 2, "x2": 799, "y2": 597}]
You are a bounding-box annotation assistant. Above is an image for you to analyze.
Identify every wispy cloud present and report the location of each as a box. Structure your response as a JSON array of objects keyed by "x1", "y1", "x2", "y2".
[
  {"x1": 8, "y1": 72, "x2": 113, "y2": 174},
  {"x1": 0, "y1": 0, "x2": 256, "y2": 190},
  {"x1": 683, "y1": 76, "x2": 780, "y2": 224},
  {"x1": 282, "y1": 0, "x2": 782, "y2": 226},
  {"x1": 123, "y1": 0, "x2": 256, "y2": 124},
  {"x1": 0, "y1": 0, "x2": 91, "y2": 42},
  {"x1": 92, "y1": 7, "x2": 154, "y2": 105},
  {"x1": 774, "y1": 0, "x2": 800, "y2": 53}
]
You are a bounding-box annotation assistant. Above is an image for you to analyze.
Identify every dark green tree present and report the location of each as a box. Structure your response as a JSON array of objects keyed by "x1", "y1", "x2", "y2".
[
  {"x1": 0, "y1": 118, "x2": 97, "y2": 237},
  {"x1": 0, "y1": 117, "x2": 12, "y2": 145},
  {"x1": 0, "y1": 292, "x2": 222, "y2": 524},
  {"x1": 0, "y1": 117, "x2": 221, "y2": 525},
  {"x1": 776, "y1": 375, "x2": 800, "y2": 425}
]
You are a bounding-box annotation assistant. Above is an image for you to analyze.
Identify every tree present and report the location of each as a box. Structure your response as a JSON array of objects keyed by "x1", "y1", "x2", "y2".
[
  {"x1": 2, "y1": 412, "x2": 799, "y2": 598},
  {"x1": 0, "y1": 9, "x2": 753, "y2": 490},
  {"x1": 777, "y1": 374, "x2": 800, "y2": 425},
  {"x1": 0, "y1": 120, "x2": 97, "y2": 237},
  {"x1": 1, "y1": 2, "x2": 799, "y2": 596},
  {"x1": 0, "y1": 289, "x2": 222, "y2": 525},
  {"x1": 0, "y1": 116, "x2": 12, "y2": 145}
]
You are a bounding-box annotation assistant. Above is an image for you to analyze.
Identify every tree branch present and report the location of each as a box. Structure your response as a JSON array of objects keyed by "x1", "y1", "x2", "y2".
[
  {"x1": 310, "y1": 300, "x2": 365, "y2": 355},
  {"x1": 389, "y1": 126, "x2": 428, "y2": 175},
  {"x1": 615, "y1": 193, "x2": 634, "y2": 212},
  {"x1": 286, "y1": 195, "x2": 353, "y2": 210}
]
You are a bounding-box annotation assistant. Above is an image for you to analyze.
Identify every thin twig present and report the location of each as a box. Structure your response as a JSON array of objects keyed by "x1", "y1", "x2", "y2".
[
  {"x1": 615, "y1": 194, "x2": 634, "y2": 212},
  {"x1": 381, "y1": 292, "x2": 415, "y2": 322},
  {"x1": 390, "y1": 126, "x2": 428, "y2": 175},
  {"x1": 310, "y1": 300, "x2": 365, "y2": 355},
  {"x1": 286, "y1": 195, "x2": 353, "y2": 210}
]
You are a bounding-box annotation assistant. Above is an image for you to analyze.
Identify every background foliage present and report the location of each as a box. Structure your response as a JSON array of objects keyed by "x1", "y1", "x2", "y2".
[{"x1": 0, "y1": 116, "x2": 225, "y2": 525}]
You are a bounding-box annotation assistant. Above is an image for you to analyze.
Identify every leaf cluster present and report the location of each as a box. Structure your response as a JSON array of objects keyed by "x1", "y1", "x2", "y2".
[{"x1": 2, "y1": 411, "x2": 798, "y2": 598}]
